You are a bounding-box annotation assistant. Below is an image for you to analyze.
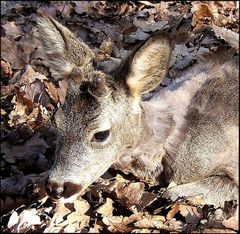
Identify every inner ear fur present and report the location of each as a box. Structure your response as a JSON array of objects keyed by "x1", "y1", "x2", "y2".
[{"x1": 126, "y1": 32, "x2": 173, "y2": 97}]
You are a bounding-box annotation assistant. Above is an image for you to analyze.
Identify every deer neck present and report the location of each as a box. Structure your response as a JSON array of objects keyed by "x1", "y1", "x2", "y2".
[{"x1": 114, "y1": 99, "x2": 174, "y2": 184}]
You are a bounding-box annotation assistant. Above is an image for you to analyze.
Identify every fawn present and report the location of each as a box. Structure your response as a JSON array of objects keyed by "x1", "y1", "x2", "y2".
[{"x1": 38, "y1": 13, "x2": 239, "y2": 207}]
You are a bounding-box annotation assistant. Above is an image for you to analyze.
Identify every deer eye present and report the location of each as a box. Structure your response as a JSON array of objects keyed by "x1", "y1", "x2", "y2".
[{"x1": 92, "y1": 130, "x2": 110, "y2": 143}]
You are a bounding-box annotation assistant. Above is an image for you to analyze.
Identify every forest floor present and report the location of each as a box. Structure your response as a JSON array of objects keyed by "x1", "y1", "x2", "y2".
[{"x1": 0, "y1": 1, "x2": 239, "y2": 233}]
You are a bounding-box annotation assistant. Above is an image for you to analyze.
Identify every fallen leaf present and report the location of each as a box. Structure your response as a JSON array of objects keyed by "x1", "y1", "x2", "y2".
[
  {"x1": 114, "y1": 181, "x2": 145, "y2": 209},
  {"x1": 1, "y1": 133, "x2": 48, "y2": 164},
  {"x1": 96, "y1": 197, "x2": 114, "y2": 217},
  {"x1": 19, "y1": 65, "x2": 48, "y2": 85},
  {"x1": 134, "y1": 214, "x2": 165, "y2": 229},
  {"x1": 1, "y1": 60, "x2": 12, "y2": 78},
  {"x1": 74, "y1": 199, "x2": 90, "y2": 215},
  {"x1": 222, "y1": 217, "x2": 239, "y2": 231},
  {"x1": 179, "y1": 204, "x2": 203, "y2": 224},
  {"x1": 57, "y1": 79, "x2": 68, "y2": 105},
  {"x1": 212, "y1": 25, "x2": 239, "y2": 52},
  {"x1": 89, "y1": 223, "x2": 102, "y2": 233},
  {"x1": 7, "y1": 211, "x2": 19, "y2": 229},
  {"x1": 63, "y1": 224, "x2": 76, "y2": 233},
  {"x1": 1, "y1": 37, "x2": 27, "y2": 69},
  {"x1": 43, "y1": 80, "x2": 59, "y2": 103},
  {"x1": 103, "y1": 213, "x2": 143, "y2": 233},
  {"x1": 166, "y1": 203, "x2": 180, "y2": 221},
  {"x1": 2, "y1": 21, "x2": 23, "y2": 38},
  {"x1": 191, "y1": 3, "x2": 214, "y2": 33},
  {"x1": 17, "y1": 209, "x2": 41, "y2": 232}
]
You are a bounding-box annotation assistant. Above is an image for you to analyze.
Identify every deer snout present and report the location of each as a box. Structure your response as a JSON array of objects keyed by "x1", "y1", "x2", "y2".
[{"x1": 45, "y1": 176, "x2": 82, "y2": 200}]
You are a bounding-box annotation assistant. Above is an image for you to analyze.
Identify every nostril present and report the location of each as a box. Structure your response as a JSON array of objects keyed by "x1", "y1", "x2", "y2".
[
  {"x1": 51, "y1": 187, "x2": 64, "y2": 199},
  {"x1": 63, "y1": 182, "x2": 82, "y2": 198},
  {"x1": 45, "y1": 176, "x2": 64, "y2": 199}
]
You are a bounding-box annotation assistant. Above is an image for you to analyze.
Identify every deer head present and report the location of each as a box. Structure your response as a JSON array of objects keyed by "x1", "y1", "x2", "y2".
[{"x1": 38, "y1": 12, "x2": 172, "y2": 200}]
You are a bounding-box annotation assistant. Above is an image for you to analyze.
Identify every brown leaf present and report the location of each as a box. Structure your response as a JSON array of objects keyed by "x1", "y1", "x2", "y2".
[
  {"x1": 63, "y1": 224, "x2": 76, "y2": 233},
  {"x1": 96, "y1": 38, "x2": 113, "y2": 61},
  {"x1": 51, "y1": 203, "x2": 71, "y2": 225},
  {"x1": 1, "y1": 85, "x2": 16, "y2": 96},
  {"x1": 74, "y1": 1, "x2": 90, "y2": 15},
  {"x1": 103, "y1": 213, "x2": 143, "y2": 233},
  {"x1": 133, "y1": 18, "x2": 168, "y2": 32},
  {"x1": 222, "y1": 217, "x2": 239, "y2": 231},
  {"x1": 1, "y1": 133, "x2": 48, "y2": 163},
  {"x1": 1, "y1": 60, "x2": 12, "y2": 78},
  {"x1": 8, "y1": 97, "x2": 29, "y2": 128},
  {"x1": 135, "y1": 191, "x2": 159, "y2": 212},
  {"x1": 23, "y1": 80, "x2": 43, "y2": 104},
  {"x1": 1, "y1": 196, "x2": 27, "y2": 216},
  {"x1": 19, "y1": 65, "x2": 47, "y2": 86},
  {"x1": 191, "y1": 4, "x2": 214, "y2": 33},
  {"x1": 166, "y1": 203, "x2": 180, "y2": 221},
  {"x1": 1, "y1": 37, "x2": 27, "y2": 69},
  {"x1": 201, "y1": 228, "x2": 236, "y2": 233},
  {"x1": 66, "y1": 212, "x2": 84, "y2": 224},
  {"x1": 2, "y1": 21, "x2": 23, "y2": 38},
  {"x1": 134, "y1": 214, "x2": 165, "y2": 229},
  {"x1": 43, "y1": 80, "x2": 59, "y2": 103},
  {"x1": 114, "y1": 181, "x2": 145, "y2": 210},
  {"x1": 179, "y1": 204, "x2": 203, "y2": 224},
  {"x1": 57, "y1": 79, "x2": 68, "y2": 105}
]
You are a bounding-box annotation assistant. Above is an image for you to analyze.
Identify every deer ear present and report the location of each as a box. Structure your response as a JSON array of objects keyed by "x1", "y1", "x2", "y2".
[
  {"x1": 37, "y1": 12, "x2": 94, "y2": 79},
  {"x1": 126, "y1": 33, "x2": 172, "y2": 97}
]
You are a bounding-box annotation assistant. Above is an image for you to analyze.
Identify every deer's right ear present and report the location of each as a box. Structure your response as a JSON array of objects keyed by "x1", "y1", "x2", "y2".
[{"x1": 37, "y1": 12, "x2": 94, "y2": 79}]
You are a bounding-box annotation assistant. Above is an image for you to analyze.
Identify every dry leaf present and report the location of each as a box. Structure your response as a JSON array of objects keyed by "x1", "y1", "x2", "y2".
[
  {"x1": 1, "y1": 37, "x2": 26, "y2": 69},
  {"x1": 1, "y1": 133, "x2": 48, "y2": 164},
  {"x1": 1, "y1": 60, "x2": 12, "y2": 77},
  {"x1": 7, "y1": 211, "x2": 19, "y2": 229},
  {"x1": 134, "y1": 214, "x2": 165, "y2": 229},
  {"x1": 89, "y1": 223, "x2": 102, "y2": 233},
  {"x1": 179, "y1": 204, "x2": 203, "y2": 224},
  {"x1": 63, "y1": 224, "x2": 76, "y2": 233},
  {"x1": 166, "y1": 203, "x2": 180, "y2": 221},
  {"x1": 103, "y1": 213, "x2": 143, "y2": 232},
  {"x1": 57, "y1": 79, "x2": 68, "y2": 105},
  {"x1": 2, "y1": 21, "x2": 23, "y2": 38},
  {"x1": 191, "y1": 4, "x2": 214, "y2": 32},
  {"x1": 222, "y1": 217, "x2": 239, "y2": 231},
  {"x1": 74, "y1": 199, "x2": 90, "y2": 215},
  {"x1": 96, "y1": 198, "x2": 114, "y2": 217},
  {"x1": 114, "y1": 182, "x2": 145, "y2": 209},
  {"x1": 212, "y1": 25, "x2": 239, "y2": 52},
  {"x1": 43, "y1": 80, "x2": 59, "y2": 103},
  {"x1": 66, "y1": 212, "x2": 83, "y2": 224},
  {"x1": 17, "y1": 209, "x2": 41, "y2": 232},
  {"x1": 19, "y1": 65, "x2": 47, "y2": 85}
]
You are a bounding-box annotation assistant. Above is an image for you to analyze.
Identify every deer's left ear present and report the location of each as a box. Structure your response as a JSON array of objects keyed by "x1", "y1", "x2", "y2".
[{"x1": 126, "y1": 33, "x2": 173, "y2": 97}]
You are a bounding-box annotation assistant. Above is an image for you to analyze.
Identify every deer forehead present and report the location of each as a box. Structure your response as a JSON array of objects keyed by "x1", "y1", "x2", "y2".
[{"x1": 55, "y1": 90, "x2": 130, "y2": 133}]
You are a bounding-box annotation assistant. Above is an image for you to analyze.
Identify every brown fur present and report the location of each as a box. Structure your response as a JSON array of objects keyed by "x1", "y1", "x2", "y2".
[{"x1": 38, "y1": 13, "x2": 239, "y2": 207}]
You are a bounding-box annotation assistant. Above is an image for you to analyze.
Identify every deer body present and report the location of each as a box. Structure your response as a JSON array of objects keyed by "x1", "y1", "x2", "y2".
[{"x1": 38, "y1": 13, "x2": 239, "y2": 207}]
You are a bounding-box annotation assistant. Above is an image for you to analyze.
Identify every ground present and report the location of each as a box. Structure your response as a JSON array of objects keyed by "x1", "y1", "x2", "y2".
[{"x1": 0, "y1": 1, "x2": 239, "y2": 233}]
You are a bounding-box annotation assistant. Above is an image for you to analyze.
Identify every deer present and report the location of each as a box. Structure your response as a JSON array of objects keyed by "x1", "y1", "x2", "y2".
[{"x1": 37, "y1": 13, "x2": 239, "y2": 209}]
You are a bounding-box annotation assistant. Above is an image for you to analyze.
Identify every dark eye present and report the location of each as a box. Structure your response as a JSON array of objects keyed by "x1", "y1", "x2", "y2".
[{"x1": 92, "y1": 130, "x2": 110, "y2": 142}]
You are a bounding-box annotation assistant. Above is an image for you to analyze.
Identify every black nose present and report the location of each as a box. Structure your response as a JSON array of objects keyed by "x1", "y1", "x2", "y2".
[
  {"x1": 45, "y1": 176, "x2": 64, "y2": 199},
  {"x1": 45, "y1": 176, "x2": 82, "y2": 199}
]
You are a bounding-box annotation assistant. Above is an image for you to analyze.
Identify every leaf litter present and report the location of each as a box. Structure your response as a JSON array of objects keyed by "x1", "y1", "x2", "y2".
[{"x1": 0, "y1": 1, "x2": 239, "y2": 233}]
